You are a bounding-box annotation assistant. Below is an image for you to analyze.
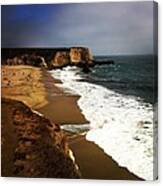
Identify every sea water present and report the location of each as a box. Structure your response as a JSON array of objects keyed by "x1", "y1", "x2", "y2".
[{"x1": 50, "y1": 55, "x2": 157, "y2": 180}]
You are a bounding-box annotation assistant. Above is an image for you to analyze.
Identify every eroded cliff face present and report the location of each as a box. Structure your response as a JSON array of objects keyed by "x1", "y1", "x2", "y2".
[
  {"x1": 53, "y1": 51, "x2": 70, "y2": 67},
  {"x1": 52, "y1": 47, "x2": 93, "y2": 68},
  {"x1": 70, "y1": 47, "x2": 93, "y2": 64},
  {"x1": 2, "y1": 47, "x2": 94, "y2": 69},
  {"x1": 5, "y1": 55, "x2": 47, "y2": 68},
  {"x1": 1, "y1": 98, "x2": 81, "y2": 178}
]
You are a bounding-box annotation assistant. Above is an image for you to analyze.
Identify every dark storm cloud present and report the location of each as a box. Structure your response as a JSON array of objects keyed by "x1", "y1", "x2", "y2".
[{"x1": 1, "y1": 2, "x2": 154, "y2": 55}]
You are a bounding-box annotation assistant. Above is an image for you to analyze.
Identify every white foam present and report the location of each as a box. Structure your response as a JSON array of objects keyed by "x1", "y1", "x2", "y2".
[
  {"x1": 61, "y1": 124, "x2": 90, "y2": 134},
  {"x1": 50, "y1": 67, "x2": 156, "y2": 180}
]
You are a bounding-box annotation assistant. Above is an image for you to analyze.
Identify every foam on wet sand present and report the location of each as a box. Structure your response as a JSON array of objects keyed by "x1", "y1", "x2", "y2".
[{"x1": 51, "y1": 66, "x2": 156, "y2": 180}]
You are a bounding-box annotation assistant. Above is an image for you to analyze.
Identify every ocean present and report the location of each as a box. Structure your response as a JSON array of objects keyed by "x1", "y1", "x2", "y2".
[{"x1": 50, "y1": 55, "x2": 158, "y2": 180}]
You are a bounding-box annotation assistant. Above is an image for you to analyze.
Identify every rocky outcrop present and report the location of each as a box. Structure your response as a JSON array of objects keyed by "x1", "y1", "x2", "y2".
[
  {"x1": 70, "y1": 47, "x2": 93, "y2": 64},
  {"x1": 1, "y1": 98, "x2": 81, "y2": 178},
  {"x1": 52, "y1": 47, "x2": 93, "y2": 68},
  {"x1": 53, "y1": 51, "x2": 70, "y2": 67},
  {"x1": 2, "y1": 47, "x2": 114, "y2": 71},
  {"x1": 5, "y1": 55, "x2": 47, "y2": 68},
  {"x1": 2, "y1": 47, "x2": 94, "y2": 70},
  {"x1": 91, "y1": 59, "x2": 114, "y2": 67}
]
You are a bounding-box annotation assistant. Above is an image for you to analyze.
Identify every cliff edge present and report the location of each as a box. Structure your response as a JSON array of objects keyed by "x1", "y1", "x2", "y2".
[
  {"x1": 2, "y1": 47, "x2": 94, "y2": 70},
  {"x1": 1, "y1": 98, "x2": 81, "y2": 178}
]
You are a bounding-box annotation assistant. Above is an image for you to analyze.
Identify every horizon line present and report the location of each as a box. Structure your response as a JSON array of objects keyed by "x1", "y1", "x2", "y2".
[{"x1": 1, "y1": 47, "x2": 155, "y2": 56}]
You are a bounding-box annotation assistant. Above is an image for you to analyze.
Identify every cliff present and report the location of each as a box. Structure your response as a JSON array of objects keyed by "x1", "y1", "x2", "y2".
[
  {"x1": 2, "y1": 47, "x2": 114, "y2": 71},
  {"x1": 53, "y1": 51, "x2": 70, "y2": 67},
  {"x1": 70, "y1": 47, "x2": 93, "y2": 64},
  {"x1": 1, "y1": 47, "x2": 94, "y2": 69},
  {"x1": 1, "y1": 98, "x2": 81, "y2": 178}
]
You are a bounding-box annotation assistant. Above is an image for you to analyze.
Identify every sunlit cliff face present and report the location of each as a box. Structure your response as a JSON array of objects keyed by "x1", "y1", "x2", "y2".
[
  {"x1": 70, "y1": 47, "x2": 93, "y2": 64},
  {"x1": 70, "y1": 48, "x2": 82, "y2": 63},
  {"x1": 54, "y1": 51, "x2": 70, "y2": 66},
  {"x1": 52, "y1": 47, "x2": 94, "y2": 67}
]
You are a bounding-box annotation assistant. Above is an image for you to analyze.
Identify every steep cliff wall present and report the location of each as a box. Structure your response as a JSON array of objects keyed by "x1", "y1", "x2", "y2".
[
  {"x1": 1, "y1": 98, "x2": 81, "y2": 178},
  {"x1": 52, "y1": 47, "x2": 93, "y2": 68},
  {"x1": 5, "y1": 55, "x2": 47, "y2": 68},
  {"x1": 2, "y1": 47, "x2": 94, "y2": 69},
  {"x1": 70, "y1": 47, "x2": 93, "y2": 64},
  {"x1": 53, "y1": 51, "x2": 70, "y2": 67}
]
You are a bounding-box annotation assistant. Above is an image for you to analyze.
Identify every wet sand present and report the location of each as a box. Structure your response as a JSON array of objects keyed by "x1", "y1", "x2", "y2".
[
  {"x1": 39, "y1": 69, "x2": 142, "y2": 180},
  {"x1": 2, "y1": 65, "x2": 87, "y2": 124},
  {"x1": 38, "y1": 95, "x2": 88, "y2": 124},
  {"x1": 2, "y1": 65, "x2": 142, "y2": 180},
  {"x1": 37, "y1": 69, "x2": 88, "y2": 124},
  {"x1": 69, "y1": 135, "x2": 142, "y2": 180}
]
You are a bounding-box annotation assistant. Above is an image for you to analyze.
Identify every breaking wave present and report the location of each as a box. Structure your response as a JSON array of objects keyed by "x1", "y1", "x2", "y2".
[{"x1": 50, "y1": 66, "x2": 156, "y2": 180}]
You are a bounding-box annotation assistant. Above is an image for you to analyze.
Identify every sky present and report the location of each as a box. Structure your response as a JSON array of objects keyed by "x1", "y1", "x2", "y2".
[{"x1": 1, "y1": 1, "x2": 154, "y2": 55}]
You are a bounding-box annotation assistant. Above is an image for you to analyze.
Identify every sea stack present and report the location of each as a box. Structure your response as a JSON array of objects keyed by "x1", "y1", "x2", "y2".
[
  {"x1": 70, "y1": 47, "x2": 93, "y2": 65},
  {"x1": 52, "y1": 47, "x2": 93, "y2": 68},
  {"x1": 53, "y1": 51, "x2": 70, "y2": 68},
  {"x1": 2, "y1": 47, "x2": 94, "y2": 70}
]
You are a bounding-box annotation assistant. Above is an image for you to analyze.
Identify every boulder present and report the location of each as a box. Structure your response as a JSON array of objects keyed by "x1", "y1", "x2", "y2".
[{"x1": 31, "y1": 55, "x2": 47, "y2": 68}]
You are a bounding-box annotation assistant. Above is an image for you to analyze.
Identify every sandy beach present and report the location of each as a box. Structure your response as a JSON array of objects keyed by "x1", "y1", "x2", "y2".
[
  {"x1": 39, "y1": 69, "x2": 88, "y2": 124},
  {"x1": 1, "y1": 2, "x2": 158, "y2": 181},
  {"x1": 1, "y1": 65, "x2": 142, "y2": 180},
  {"x1": 2, "y1": 65, "x2": 48, "y2": 109},
  {"x1": 38, "y1": 68, "x2": 142, "y2": 180},
  {"x1": 69, "y1": 135, "x2": 141, "y2": 180}
]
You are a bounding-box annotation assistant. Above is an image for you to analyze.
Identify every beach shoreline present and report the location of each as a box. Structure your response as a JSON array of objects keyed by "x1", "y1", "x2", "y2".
[
  {"x1": 1, "y1": 65, "x2": 142, "y2": 180},
  {"x1": 40, "y1": 68, "x2": 142, "y2": 180},
  {"x1": 68, "y1": 135, "x2": 142, "y2": 180},
  {"x1": 38, "y1": 69, "x2": 88, "y2": 125}
]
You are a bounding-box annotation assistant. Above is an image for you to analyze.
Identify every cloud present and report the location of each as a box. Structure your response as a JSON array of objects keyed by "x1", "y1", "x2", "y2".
[{"x1": 1, "y1": 2, "x2": 154, "y2": 55}]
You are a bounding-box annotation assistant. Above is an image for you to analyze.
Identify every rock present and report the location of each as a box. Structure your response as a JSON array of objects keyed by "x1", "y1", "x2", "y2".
[
  {"x1": 52, "y1": 47, "x2": 94, "y2": 69},
  {"x1": 70, "y1": 47, "x2": 93, "y2": 64},
  {"x1": 7, "y1": 57, "x2": 24, "y2": 65},
  {"x1": 53, "y1": 51, "x2": 70, "y2": 68},
  {"x1": 82, "y1": 65, "x2": 91, "y2": 73},
  {"x1": 33, "y1": 56, "x2": 47, "y2": 68},
  {"x1": 2, "y1": 47, "x2": 95, "y2": 70},
  {"x1": 52, "y1": 47, "x2": 94, "y2": 71},
  {"x1": 92, "y1": 59, "x2": 114, "y2": 66},
  {"x1": 1, "y1": 98, "x2": 81, "y2": 178},
  {"x1": 24, "y1": 55, "x2": 47, "y2": 68},
  {"x1": 5, "y1": 54, "x2": 47, "y2": 68}
]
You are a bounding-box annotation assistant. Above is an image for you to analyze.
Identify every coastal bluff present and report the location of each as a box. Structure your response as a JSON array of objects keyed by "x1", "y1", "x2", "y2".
[
  {"x1": 1, "y1": 98, "x2": 81, "y2": 178},
  {"x1": 1, "y1": 47, "x2": 93, "y2": 69},
  {"x1": 1, "y1": 66, "x2": 81, "y2": 178}
]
